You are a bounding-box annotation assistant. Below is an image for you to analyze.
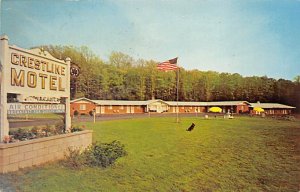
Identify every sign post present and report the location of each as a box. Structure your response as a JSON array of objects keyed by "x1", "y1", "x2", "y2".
[
  {"x1": 65, "y1": 57, "x2": 71, "y2": 131},
  {"x1": 93, "y1": 109, "x2": 96, "y2": 124},
  {"x1": 0, "y1": 35, "x2": 10, "y2": 142}
]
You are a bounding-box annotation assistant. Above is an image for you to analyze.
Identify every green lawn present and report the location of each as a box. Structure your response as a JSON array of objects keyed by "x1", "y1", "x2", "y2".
[{"x1": 9, "y1": 116, "x2": 300, "y2": 192}]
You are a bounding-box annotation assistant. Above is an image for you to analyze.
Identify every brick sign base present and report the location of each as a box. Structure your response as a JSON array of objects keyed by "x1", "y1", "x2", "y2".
[{"x1": 0, "y1": 130, "x2": 92, "y2": 173}]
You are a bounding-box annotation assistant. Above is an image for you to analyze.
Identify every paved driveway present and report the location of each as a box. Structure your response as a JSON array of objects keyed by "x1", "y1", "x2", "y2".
[{"x1": 9, "y1": 113, "x2": 227, "y2": 128}]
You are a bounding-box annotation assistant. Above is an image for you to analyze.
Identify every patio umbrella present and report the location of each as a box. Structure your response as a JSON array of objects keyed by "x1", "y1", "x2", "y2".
[
  {"x1": 253, "y1": 107, "x2": 264, "y2": 112},
  {"x1": 209, "y1": 107, "x2": 222, "y2": 113}
]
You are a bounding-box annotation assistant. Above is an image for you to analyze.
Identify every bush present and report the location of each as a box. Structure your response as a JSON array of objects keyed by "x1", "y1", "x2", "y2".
[
  {"x1": 89, "y1": 110, "x2": 94, "y2": 116},
  {"x1": 31, "y1": 126, "x2": 40, "y2": 135},
  {"x1": 284, "y1": 115, "x2": 295, "y2": 121},
  {"x1": 74, "y1": 110, "x2": 79, "y2": 116},
  {"x1": 8, "y1": 124, "x2": 67, "y2": 143},
  {"x1": 63, "y1": 141, "x2": 127, "y2": 169},
  {"x1": 70, "y1": 126, "x2": 83, "y2": 133},
  {"x1": 31, "y1": 126, "x2": 43, "y2": 138},
  {"x1": 55, "y1": 121, "x2": 65, "y2": 134},
  {"x1": 84, "y1": 141, "x2": 127, "y2": 167},
  {"x1": 63, "y1": 147, "x2": 86, "y2": 169},
  {"x1": 13, "y1": 128, "x2": 27, "y2": 140},
  {"x1": 42, "y1": 124, "x2": 53, "y2": 137},
  {"x1": 11, "y1": 128, "x2": 36, "y2": 141}
]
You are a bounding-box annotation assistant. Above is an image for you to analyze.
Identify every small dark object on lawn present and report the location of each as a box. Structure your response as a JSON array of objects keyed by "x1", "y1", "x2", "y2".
[{"x1": 186, "y1": 123, "x2": 195, "y2": 131}]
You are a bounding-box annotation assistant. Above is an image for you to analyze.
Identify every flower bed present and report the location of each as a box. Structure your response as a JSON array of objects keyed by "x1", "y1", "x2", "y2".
[
  {"x1": 0, "y1": 130, "x2": 92, "y2": 173},
  {"x1": 3, "y1": 124, "x2": 84, "y2": 143}
]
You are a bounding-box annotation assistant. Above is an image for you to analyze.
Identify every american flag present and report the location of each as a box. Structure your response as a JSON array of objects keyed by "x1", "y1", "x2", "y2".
[{"x1": 157, "y1": 57, "x2": 178, "y2": 71}]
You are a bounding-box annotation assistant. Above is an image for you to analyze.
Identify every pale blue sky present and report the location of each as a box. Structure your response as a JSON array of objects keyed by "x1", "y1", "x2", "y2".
[{"x1": 1, "y1": 0, "x2": 300, "y2": 80}]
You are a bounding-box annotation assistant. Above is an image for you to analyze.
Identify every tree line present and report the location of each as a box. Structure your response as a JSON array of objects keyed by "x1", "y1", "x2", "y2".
[{"x1": 42, "y1": 45, "x2": 300, "y2": 112}]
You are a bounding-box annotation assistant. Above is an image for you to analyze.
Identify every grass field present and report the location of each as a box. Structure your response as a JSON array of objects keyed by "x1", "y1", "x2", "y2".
[{"x1": 8, "y1": 116, "x2": 300, "y2": 192}]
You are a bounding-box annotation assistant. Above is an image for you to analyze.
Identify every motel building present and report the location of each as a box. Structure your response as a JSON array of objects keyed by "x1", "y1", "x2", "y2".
[
  {"x1": 70, "y1": 98, "x2": 294, "y2": 116},
  {"x1": 70, "y1": 98, "x2": 251, "y2": 115},
  {"x1": 249, "y1": 102, "x2": 295, "y2": 115}
]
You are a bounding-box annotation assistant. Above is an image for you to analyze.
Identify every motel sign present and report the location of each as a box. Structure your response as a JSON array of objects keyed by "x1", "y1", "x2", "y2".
[{"x1": 0, "y1": 35, "x2": 71, "y2": 142}]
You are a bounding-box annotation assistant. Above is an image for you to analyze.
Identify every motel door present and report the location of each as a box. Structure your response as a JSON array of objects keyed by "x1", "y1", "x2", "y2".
[
  {"x1": 96, "y1": 106, "x2": 100, "y2": 114},
  {"x1": 130, "y1": 106, "x2": 135, "y2": 113},
  {"x1": 173, "y1": 107, "x2": 179, "y2": 113},
  {"x1": 100, "y1": 106, "x2": 105, "y2": 114},
  {"x1": 157, "y1": 105, "x2": 162, "y2": 113},
  {"x1": 126, "y1": 106, "x2": 130, "y2": 113}
]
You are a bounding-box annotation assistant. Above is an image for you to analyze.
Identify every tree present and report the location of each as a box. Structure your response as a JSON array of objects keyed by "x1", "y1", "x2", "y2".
[
  {"x1": 294, "y1": 75, "x2": 300, "y2": 83},
  {"x1": 109, "y1": 51, "x2": 134, "y2": 69},
  {"x1": 38, "y1": 44, "x2": 299, "y2": 112}
]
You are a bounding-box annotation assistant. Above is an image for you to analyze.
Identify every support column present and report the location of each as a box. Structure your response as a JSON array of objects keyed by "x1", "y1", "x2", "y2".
[
  {"x1": 65, "y1": 57, "x2": 71, "y2": 132},
  {"x1": 0, "y1": 35, "x2": 10, "y2": 142}
]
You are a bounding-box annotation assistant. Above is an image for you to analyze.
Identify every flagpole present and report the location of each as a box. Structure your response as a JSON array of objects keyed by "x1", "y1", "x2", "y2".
[
  {"x1": 176, "y1": 62, "x2": 179, "y2": 123},
  {"x1": 156, "y1": 57, "x2": 179, "y2": 122}
]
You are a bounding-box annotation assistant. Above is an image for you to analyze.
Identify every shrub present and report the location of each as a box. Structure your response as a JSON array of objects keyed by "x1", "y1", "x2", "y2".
[
  {"x1": 3, "y1": 135, "x2": 13, "y2": 143},
  {"x1": 284, "y1": 115, "x2": 295, "y2": 121},
  {"x1": 70, "y1": 126, "x2": 83, "y2": 133},
  {"x1": 74, "y1": 110, "x2": 79, "y2": 116},
  {"x1": 89, "y1": 110, "x2": 94, "y2": 116},
  {"x1": 31, "y1": 126, "x2": 40, "y2": 135},
  {"x1": 63, "y1": 141, "x2": 127, "y2": 169},
  {"x1": 55, "y1": 121, "x2": 65, "y2": 134},
  {"x1": 42, "y1": 124, "x2": 53, "y2": 137},
  {"x1": 63, "y1": 147, "x2": 86, "y2": 169},
  {"x1": 13, "y1": 128, "x2": 28, "y2": 141},
  {"x1": 7, "y1": 124, "x2": 67, "y2": 143},
  {"x1": 31, "y1": 126, "x2": 42, "y2": 138},
  {"x1": 84, "y1": 141, "x2": 127, "y2": 168},
  {"x1": 11, "y1": 128, "x2": 37, "y2": 141}
]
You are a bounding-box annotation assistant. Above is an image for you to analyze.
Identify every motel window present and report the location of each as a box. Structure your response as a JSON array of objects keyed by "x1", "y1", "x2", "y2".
[
  {"x1": 109, "y1": 105, "x2": 112, "y2": 109},
  {"x1": 120, "y1": 105, "x2": 124, "y2": 110},
  {"x1": 79, "y1": 104, "x2": 86, "y2": 111}
]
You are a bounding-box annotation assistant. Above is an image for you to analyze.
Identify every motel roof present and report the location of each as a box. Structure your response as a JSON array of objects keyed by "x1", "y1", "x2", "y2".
[
  {"x1": 71, "y1": 98, "x2": 171, "y2": 106},
  {"x1": 93, "y1": 100, "x2": 148, "y2": 106},
  {"x1": 249, "y1": 103, "x2": 295, "y2": 109},
  {"x1": 70, "y1": 97, "x2": 97, "y2": 104},
  {"x1": 205, "y1": 101, "x2": 250, "y2": 106},
  {"x1": 71, "y1": 98, "x2": 294, "y2": 109},
  {"x1": 166, "y1": 101, "x2": 249, "y2": 106},
  {"x1": 165, "y1": 101, "x2": 207, "y2": 106}
]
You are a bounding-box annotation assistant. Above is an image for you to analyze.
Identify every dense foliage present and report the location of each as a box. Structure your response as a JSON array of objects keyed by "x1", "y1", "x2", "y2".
[
  {"x1": 63, "y1": 141, "x2": 127, "y2": 169},
  {"x1": 41, "y1": 45, "x2": 300, "y2": 112},
  {"x1": 6, "y1": 122, "x2": 65, "y2": 143}
]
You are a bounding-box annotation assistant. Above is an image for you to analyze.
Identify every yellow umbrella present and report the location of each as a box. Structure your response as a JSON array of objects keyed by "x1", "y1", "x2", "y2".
[
  {"x1": 209, "y1": 107, "x2": 222, "y2": 113},
  {"x1": 253, "y1": 107, "x2": 264, "y2": 112}
]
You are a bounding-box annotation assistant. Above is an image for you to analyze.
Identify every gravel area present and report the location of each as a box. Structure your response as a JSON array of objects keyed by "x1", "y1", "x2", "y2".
[{"x1": 0, "y1": 175, "x2": 16, "y2": 192}]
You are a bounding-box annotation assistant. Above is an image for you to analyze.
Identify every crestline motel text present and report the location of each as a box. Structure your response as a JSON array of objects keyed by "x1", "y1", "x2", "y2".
[{"x1": 10, "y1": 53, "x2": 66, "y2": 91}]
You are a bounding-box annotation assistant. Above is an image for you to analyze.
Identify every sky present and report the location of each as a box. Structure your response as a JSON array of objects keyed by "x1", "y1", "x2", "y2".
[{"x1": 1, "y1": 0, "x2": 300, "y2": 80}]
